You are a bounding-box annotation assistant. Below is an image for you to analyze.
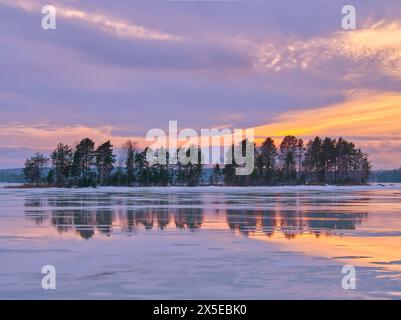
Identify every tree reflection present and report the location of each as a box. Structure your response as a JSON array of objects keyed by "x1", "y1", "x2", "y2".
[
  {"x1": 226, "y1": 207, "x2": 367, "y2": 238},
  {"x1": 24, "y1": 192, "x2": 367, "y2": 240},
  {"x1": 226, "y1": 209, "x2": 258, "y2": 236},
  {"x1": 24, "y1": 198, "x2": 48, "y2": 225},
  {"x1": 306, "y1": 211, "x2": 367, "y2": 236},
  {"x1": 174, "y1": 207, "x2": 203, "y2": 231},
  {"x1": 36, "y1": 205, "x2": 202, "y2": 238},
  {"x1": 96, "y1": 209, "x2": 113, "y2": 236},
  {"x1": 50, "y1": 209, "x2": 74, "y2": 234},
  {"x1": 73, "y1": 210, "x2": 96, "y2": 239}
]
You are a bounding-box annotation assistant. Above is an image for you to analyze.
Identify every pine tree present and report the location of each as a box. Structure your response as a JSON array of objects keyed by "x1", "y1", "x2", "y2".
[
  {"x1": 51, "y1": 143, "x2": 73, "y2": 187},
  {"x1": 304, "y1": 137, "x2": 323, "y2": 184},
  {"x1": 135, "y1": 148, "x2": 150, "y2": 186},
  {"x1": 23, "y1": 134, "x2": 372, "y2": 188},
  {"x1": 321, "y1": 137, "x2": 336, "y2": 184},
  {"x1": 279, "y1": 136, "x2": 298, "y2": 184},
  {"x1": 193, "y1": 146, "x2": 204, "y2": 186},
  {"x1": 180, "y1": 145, "x2": 203, "y2": 186},
  {"x1": 223, "y1": 144, "x2": 237, "y2": 186},
  {"x1": 240, "y1": 139, "x2": 257, "y2": 186},
  {"x1": 23, "y1": 153, "x2": 49, "y2": 185},
  {"x1": 259, "y1": 137, "x2": 277, "y2": 185},
  {"x1": 124, "y1": 141, "x2": 135, "y2": 186},
  {"x1": 96, "y1": 141, "x2": 116, "y2": 185},
  {"x1": 210, "y1": 164, "x2": 222, "y2": 185},
  {"x1": 72, "y1": 138, "x2": 96, "y2": 187},
  {"x1": 155, "y1": 147, "x2": 170, "y2": 186},
  {"x1": 336, "y1": 137, "x2": 353, "y2": 184}
]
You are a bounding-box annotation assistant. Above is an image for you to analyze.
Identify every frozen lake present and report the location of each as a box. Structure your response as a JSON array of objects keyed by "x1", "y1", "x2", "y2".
[{"x1": 1, "y1": 184, "x2": 401, "y2": 299}]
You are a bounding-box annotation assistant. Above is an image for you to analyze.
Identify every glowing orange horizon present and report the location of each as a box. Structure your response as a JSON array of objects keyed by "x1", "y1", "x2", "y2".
[{"x1": 2, "y1": 91, "x2": 400, "y2": 169}]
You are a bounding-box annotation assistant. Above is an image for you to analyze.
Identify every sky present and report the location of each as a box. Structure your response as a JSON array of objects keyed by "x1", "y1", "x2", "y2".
[{"x1": 0, "y1": 0, "x2": 401, "y2": 169}]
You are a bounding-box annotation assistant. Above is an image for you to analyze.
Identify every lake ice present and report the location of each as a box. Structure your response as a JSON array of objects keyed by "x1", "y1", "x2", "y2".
[{"x1": 1, "y1": 184, "x2": 401, "y2": 299}]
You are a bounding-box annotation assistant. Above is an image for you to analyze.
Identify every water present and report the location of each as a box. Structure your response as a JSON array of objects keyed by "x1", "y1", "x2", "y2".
[{"x1": 1, "y1": 185, "x2": 401, "y2": 299}]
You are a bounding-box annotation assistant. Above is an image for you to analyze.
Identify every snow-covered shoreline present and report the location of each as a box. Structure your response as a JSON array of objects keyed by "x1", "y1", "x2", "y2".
[{"x1": 2, "y1": 183, "x2": 401, "y2": 193}]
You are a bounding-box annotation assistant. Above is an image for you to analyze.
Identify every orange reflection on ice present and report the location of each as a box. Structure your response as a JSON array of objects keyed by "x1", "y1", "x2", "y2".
[{"x1": 249, "y1": 230, "x2": 401, "y2": 273}]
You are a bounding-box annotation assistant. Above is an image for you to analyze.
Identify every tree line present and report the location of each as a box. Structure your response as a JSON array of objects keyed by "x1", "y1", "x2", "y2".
[
  {"x1": 223, "y1": 136, "x2": 371, "y2": 186},
  {"x1": 25, "y1": 198, "x2": 364, "y2": 240},
  {"x1": 23, "y1": 135, "x2": 370, "y2": 187},
  {"x1": 370, "y1": 168, "x2": 401, "y2": 183}
]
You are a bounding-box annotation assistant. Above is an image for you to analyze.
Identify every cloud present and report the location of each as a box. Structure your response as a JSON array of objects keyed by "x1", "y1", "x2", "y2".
[
  {"x1": 0, "y1": 124, "x2": 145, "y2": 151},
  {"x1": 0, "y1": 0, "x2": 180, "y2": 41},
  {"x1": 1, "y1": 1, "x2": 401, "y2": 170},
  {"x1": 249, "y1": 20, "x2": 401, "y2": 83},
  {"x1": 2, "y1": 91, "x2": 401, "y2": 169},
  {"x1": 253, "y1": 91, "x2": 401, "y2": 169},
  {"x1": 0, "y1": 0, "x2": 253, "y2": 73},
  {"x1": 254, "y1": 91, "x2": 401, "y2": 137}
]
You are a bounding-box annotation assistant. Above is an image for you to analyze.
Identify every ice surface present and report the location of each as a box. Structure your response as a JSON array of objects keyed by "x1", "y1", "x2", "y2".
[{"x1": 1, "y1": 185, "x2": 401, "y2": 299}]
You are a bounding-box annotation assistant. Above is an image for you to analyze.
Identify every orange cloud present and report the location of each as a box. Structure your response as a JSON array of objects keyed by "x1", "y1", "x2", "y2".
[
  {"x1": 0, "y1": 124, "x2": 145, "y2": 151},
  {"x1": 1, "y1": 93, "x2": 401, "y2": 169},
  {"x1": 252, "y1": 91, "x2": 401, "y2": 169},
  {"x1": 254, "y1": 92, "x2": 401, "y2": 137},
  {"x1": 250, "y1": 21, "x2": 401, "y2": 79}
]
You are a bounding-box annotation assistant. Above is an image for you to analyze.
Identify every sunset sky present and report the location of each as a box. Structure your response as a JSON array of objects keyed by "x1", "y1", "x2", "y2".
[{"x1": 1, "y1": 0, "x2": 401, "y2": 169}]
